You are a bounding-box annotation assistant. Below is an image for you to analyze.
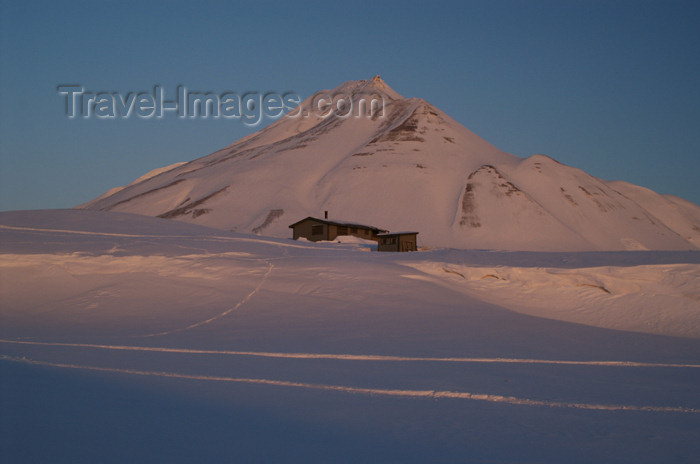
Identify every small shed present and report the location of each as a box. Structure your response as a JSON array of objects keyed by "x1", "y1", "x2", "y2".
[
  {"x1": 377, "y1": 232, "x2": 419, "y2": 252},
  {"x1": 289, "y1": 216, "x2": 388, "y2": 242}
]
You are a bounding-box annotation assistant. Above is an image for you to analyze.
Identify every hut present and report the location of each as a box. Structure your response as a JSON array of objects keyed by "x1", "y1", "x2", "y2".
[
  {"x1": 289, "y1": 214, "x2": 387, "y2": 242},
  {"x1": 377, "y1": 232, "x2": 419, "y2": 252}
]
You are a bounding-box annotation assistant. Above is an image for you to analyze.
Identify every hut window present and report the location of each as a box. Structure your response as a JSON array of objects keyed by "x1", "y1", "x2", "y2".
[
  {"x1": 337, "y1": 226, "x2": 348, "y2": 235},
  {"x1": 311, "y1": 225, "x2": 323, "y2": 235},
  {"x1": 350, "y1": 227, "x2": 358, "y2": 234}
]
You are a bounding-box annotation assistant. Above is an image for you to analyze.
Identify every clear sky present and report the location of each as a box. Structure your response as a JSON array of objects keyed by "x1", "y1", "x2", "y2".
[{"x1": 1, "y1": 0, "x2": 699, "y2": 211}]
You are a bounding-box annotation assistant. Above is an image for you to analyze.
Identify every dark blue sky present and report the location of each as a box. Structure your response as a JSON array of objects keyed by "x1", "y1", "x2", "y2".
[{"x1": 1, "y1": 0, "x2": 699, "y2": 210}]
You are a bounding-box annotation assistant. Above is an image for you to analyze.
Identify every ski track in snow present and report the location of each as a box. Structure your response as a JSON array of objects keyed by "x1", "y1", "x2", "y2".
[
  {"x1": 136, "y1": 261, "x2": 275, "y2": 337},
  {"x1": 1, "y1": 339, "x2": 698, "y2": 369},
  {"x1": 1, "y1": 354, "x2": 697, "y2": 414},
  {"x1": 0, "y1": 224, "x2": 221, "y2": 239},
  {"x1": 0, "y1": 224, "x2": 312, "y2": 249}
]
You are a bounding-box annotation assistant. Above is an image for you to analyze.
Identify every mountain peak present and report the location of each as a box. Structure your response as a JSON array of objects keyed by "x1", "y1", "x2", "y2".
[
  {"x1": 362, "y1": 74, "x2": 392, "y2": 92},
  {"x1": 329, "y1": 76, "x2": 403, "y2": 101}
]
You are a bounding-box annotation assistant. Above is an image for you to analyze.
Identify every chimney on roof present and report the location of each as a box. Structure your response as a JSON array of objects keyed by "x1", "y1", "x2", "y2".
[{"x1": 324, "y1": 211, "x2": 328, "y2": 219}]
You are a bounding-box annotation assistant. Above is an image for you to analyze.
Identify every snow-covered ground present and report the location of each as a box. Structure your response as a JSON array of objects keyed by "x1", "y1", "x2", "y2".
[{"x1": 1, "y1": 210, "x2": 699, "y2": 463}]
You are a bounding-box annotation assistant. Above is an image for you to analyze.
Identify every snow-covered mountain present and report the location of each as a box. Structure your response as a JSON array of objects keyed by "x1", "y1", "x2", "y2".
[{"x1": 78, "y1": 76, "x2": 700, "y2": 251}]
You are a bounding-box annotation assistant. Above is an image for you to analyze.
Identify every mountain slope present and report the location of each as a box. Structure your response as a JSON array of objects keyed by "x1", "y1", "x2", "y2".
[{"x1": 78, "y1": 77, "x2": 700, "y2": 251}]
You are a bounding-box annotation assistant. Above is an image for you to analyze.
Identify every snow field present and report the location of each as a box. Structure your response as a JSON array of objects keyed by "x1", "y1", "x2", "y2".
[{"x1": 2, "y1": 210, "x2": 700, "y2": 463}]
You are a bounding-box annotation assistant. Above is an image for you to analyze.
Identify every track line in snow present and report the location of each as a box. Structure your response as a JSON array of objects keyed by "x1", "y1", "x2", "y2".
[
  {"x1": 0, "y1": 224, "x2": 226, "y2": 239},
  {"x1": 1, "y1": 338, "x2": 698, "y2": 369},
  {"x1": 1, "y1": 355, "x2": 697, "y2": 413},
  {"x1": 0, "y1": 224, "x2": 314, "y2": 249},
  {"x1": 137, "y1": 261, "x2": 274, "y2": 337}
]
